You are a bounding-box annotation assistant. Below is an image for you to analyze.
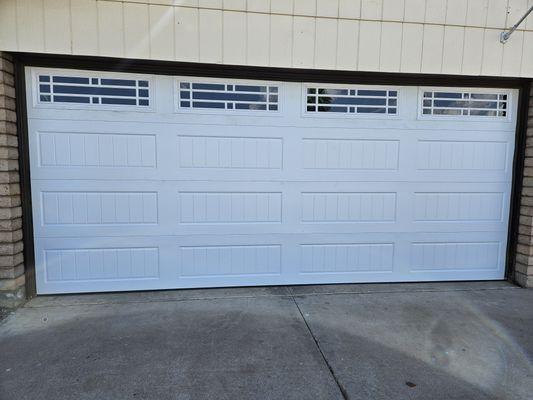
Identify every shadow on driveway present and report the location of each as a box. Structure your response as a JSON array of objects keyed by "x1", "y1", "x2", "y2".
[{"x1": 1, "y1": 282, "x2": 532, "y2": 400}]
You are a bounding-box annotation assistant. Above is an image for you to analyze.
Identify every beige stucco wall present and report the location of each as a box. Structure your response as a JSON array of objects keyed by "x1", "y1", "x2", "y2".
[{"x1": 1, "y1": 0, "x2": 533, "y2": 75}]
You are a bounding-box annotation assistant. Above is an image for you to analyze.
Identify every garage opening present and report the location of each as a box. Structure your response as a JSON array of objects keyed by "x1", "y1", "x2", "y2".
[{"x1": 26, "y1": 67, "x2": 517, "y2": 294}]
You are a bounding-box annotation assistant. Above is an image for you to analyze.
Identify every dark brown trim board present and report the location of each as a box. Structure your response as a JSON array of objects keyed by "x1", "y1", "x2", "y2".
[
  {"x1": 506, "y1": 81, "x2": 531, "y2": 280},
  {"x1": 11, "y1": 52, "x2": 532, "y2": 296},
  {"x1": 12, "y1": 52, "x2": 530, "y2": 88},
  {"x1": 13, "y1": 58, "x2": 35, "y2": 298}
]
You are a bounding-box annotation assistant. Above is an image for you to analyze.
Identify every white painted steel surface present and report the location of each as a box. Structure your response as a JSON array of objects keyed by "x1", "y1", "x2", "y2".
[{"x1": 27, "y1": 68, "x2": 518, "y2": 294}]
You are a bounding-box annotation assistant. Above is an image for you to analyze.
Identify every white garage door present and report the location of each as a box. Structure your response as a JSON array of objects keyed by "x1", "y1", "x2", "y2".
[{"x1": 26, "y1": 68, "x2": 517, "y2": 294}]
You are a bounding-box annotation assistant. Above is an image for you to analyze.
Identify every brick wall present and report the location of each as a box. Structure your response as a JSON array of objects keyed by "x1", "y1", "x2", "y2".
[
  {"x1": 515, "y1": 86, "x2": 533, "y2": 288},
  {"x1": 0, "y1": 52, "x2": 24, "y2": 307}
]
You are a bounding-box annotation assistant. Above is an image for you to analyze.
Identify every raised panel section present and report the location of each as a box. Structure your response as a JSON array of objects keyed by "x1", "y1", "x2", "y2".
[
  {"x1": 179, "y1": 192, "x2": 282, "y2": 223},
  {"x1": 303, "y1": 139, "x2": 399, "y2": 170},
  {"x1": 38, "y1": 132, "x2": 156, "y2": 168},
  {"x1": 416, "y1": 140, "x2": 507, "y2": 171},
  {"x1": 44, "y1": 247, "x2": 159, "y2": 281},
  {"x1": 41, "y1": 192, "x2": 158, "y2": 225},
  {"x1": 301, "y1": 243, "x2": 394, "y2": 273},
  {"x1": 178, "y1": 135, "x2": 282, "y2": 169},
  {"x1": 180, "y1": 244, "x2": 281, "y2": 277},
  {"x1": 301, "y1": 192, "x2": 397, "y2": 222},
  {"x1": 411, "y1": 242, "x2": 500, "y2": 271},
  {"x1": 414, "y1": 192, "x2": 503, "y2": 222}
]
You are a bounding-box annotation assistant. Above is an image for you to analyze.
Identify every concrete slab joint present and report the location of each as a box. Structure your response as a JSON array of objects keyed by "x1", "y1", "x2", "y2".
[
  {"x1": 515, "y1": 85, "x2": 533, "y2": 288},
  {"x1": 0, "y1": 52, "x2": 25, "y2": 307}
]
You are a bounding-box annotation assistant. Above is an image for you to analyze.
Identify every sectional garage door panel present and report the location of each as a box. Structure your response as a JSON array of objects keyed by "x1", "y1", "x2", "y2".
[{"x1": 26, "y1": 68, "x2": 517, "y2": 294}]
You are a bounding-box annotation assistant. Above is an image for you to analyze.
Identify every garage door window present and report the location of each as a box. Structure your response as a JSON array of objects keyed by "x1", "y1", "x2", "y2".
[
  {"x1": 178, "y1": 81, "x2": 279, "y2": 111},
  {"x1": 37, "y1": 74, "x2": 150, "y2": 107},
  {"x1": 421, "y1": 90, "x2": 508, "y2": 118},
  {"x1": 305, "y1": 87, "x2": 398, "y2": 115}
]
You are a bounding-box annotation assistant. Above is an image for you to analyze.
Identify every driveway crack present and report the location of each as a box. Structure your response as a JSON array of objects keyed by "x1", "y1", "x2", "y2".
[{"x1": 291, "y1": 295, "x2": 349, "y2": 400}]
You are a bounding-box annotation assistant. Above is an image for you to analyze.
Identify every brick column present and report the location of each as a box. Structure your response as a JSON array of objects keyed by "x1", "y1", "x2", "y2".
[
  {"x1": 0, "y1": 52, "x2": 25, "y2": 306},
  {"x1": 516, "y1": 86, "x2": 533, "y2": 288}
]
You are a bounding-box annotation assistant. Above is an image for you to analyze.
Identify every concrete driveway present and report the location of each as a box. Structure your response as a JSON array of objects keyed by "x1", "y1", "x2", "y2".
[{"x1": 1, "y1": 282, "x2": 532, "y2": 400}]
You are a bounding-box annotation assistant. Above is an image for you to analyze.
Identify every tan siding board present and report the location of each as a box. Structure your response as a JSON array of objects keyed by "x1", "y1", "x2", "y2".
[
  {"x1": 317, "y1": 0, "x2": 339, "y2": 18},
  {"x1": 149, "y1": 5, "x2": 175, "y2": 61},
  {"x1": 481, "y1": 28, "x2": 504, "y2": 76},
  {"x1": 198, "y1": 9, "x2": 222, "y2": 63},
  {"x1": 336, "y1": 19, "x2": 359, "y2": 70},
  {"x1": 315, "y1": 18, "x2": 338, "y2": 69},
  {"x1": 361, "y1": 0, "x2": 383, "y2": 20},
  {"x1": 247, "y1": 13, "x2": 270, "y2": 66},
  {"x1": 44, "y1": 0, "x2": 71, "y2": 54},
  {"x1": 466, "y1": 0, "x2": 489, "y2": 27},
  {"x1": 502, "y1": 30, "x2": 524, "y2": 76},
  {"x1": 462, "y1": 27, "x2": 484, "y2": 75},
  {"x1": 269, "y1": 14, "x2": 293, "y2": 67},
  {"x1": 358, "y1": 20, "x2": 381, "y2": 71},
  {"x1": 442, "y1": 26, "x2": 465, "y2": 75},
  {"x1": 222, "y1": 11, "x2": 247, "y2": 65},
  {"x1": 521, "y1": 31, "x2": 533, "y2": 76},
  {"x1": 446, "y1": 0, "x2": 469, "y2": 26},
  {"x1": 293, "y1": 0, "x2": 317, "y2": 16},
  {"x1": 424, "y1": 0, "x2": 446, "y2": 24},
  {"x1": 175, "y1": 7, "x2": 200, "y2": 62},
  {"x1": 199, "y1": 0, "x2": 223, "y2": 8},
  {"x1": 292, "y1": 16, "x2": 315, "y2": 68},
  {"x1": 223, "y1": 0, "x2": 246, "y2": 11},
  {"x1": 16, "y1": 0, "x2": 45, "y2": 53},
  {"x1": 405, "y1": 0, "x2": 426, "y2": 23},
  {"x1": 400, "y1": 23, "x2": 423, "y2": 72},
  {"x1": 97, "y1": 1, "x2": 124, "y2": 57},
  {"x1": 382, "y1": 0, "x2": 405, "y2": 21},
  {"x1": 486, "y1": 0, "x2": 508, "y2": 28},
  {"x1": 380, "y1": 22, "x2": 402, "y2": 72},
  {"x1": 124, "y1": 2, "x2": 150, "y2": 59},
  {"x1": 71, "y1": 0, "x2": 98, "y2": 55},
  {"x1": 527, "y1": 0, "x2": 533, "y2": 30},
  {"x1": 338, "y1": 0, "x2": 361, "y2": 19},
  {"x1": 421, "y1": 24, "x2": 444, "y2": 74},
  {"x1": 0, "y1": 0, "x2": 17, "y2": 50},
  {"x1": 271, "y1": 0, "x2": 294, "y2": 14},
  {"x1": 247, "y1": 0, "x2": 270, "y2": 13}
]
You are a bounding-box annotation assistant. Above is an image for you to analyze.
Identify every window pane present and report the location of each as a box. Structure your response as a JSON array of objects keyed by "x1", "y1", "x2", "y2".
[
  {"x1": 305, "y1": 86, "x2": 398, "y2": 116},
  {"x1": 422, "y1": 90, "x2": 509, "y2": 118},
  {"x1": 37, "y1": 73, "x2": 151, "y2": 107},
  {"x1": 179, "y1": 81, "x2": 279, "y2": 112}
]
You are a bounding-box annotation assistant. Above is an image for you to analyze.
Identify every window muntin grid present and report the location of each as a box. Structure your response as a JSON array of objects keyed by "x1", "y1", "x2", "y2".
[
  {"x1": 305, "y1": 87, "x2": 398, "y2": 115},
  {"x1": 37, "y1": 75, "x2": 150, "y2": 107},
  {"x1": 421, "y1": 91, "x2": 508, "y2": 118},
  {"x1": 178, "y1": 82, "x2": 279, "y2": 111}
]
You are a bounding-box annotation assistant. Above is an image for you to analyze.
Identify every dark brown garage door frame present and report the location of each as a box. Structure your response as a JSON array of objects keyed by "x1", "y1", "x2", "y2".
[{"x1": 11, "y1": 52, "x2": 531, "y2": 298}]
